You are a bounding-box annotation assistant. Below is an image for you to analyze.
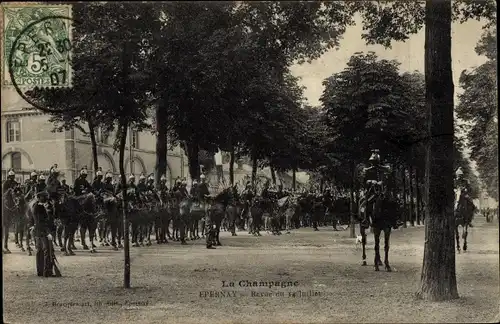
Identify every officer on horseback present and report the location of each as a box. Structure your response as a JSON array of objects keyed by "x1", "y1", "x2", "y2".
[
  {"x1": 36, "y1": 174, "x2": 47, "y2": 193},
  {"x1": 103, "y1": 172, "x2": 115, "y2": 194},
  {"x1": 146, "y1": 175, "x2": 155, "y2": 191},
  {"x1": 28, "y1": 191, "x2": 61, "y2": 277},
  {"x1": 92, "y1": 168, "x2": 105, "y2": 193},
  {"x1": 46, "y1": 164, "x2": 63, "y2": 217},
  {"x1": 73, "y1": 167, "x2": 92, "y2": 196},
  {"x1": 3, "y1": 169, "x2": 19, "y2": 192},
  {"x1": 241, "y1": 181, "x2": 254, "y2": 219},
  {"x1": 361, "y1": 149, "x2": 402, "y2": 229}
]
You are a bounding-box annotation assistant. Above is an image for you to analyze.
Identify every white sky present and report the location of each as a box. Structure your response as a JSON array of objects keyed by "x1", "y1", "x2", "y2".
[{"x1": 290, "y1": 14, "x2": 489, "y2": 107}]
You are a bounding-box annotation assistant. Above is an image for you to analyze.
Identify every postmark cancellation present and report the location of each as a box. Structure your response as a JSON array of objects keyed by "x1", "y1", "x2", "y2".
[{"x1": 1, "y1": 4, "x2": 73, "y2": 88}]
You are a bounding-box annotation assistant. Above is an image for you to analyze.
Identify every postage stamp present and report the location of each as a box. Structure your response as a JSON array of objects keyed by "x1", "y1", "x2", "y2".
[{"x1": 2, "y1": 4, "x2": 72, "y2": 88}]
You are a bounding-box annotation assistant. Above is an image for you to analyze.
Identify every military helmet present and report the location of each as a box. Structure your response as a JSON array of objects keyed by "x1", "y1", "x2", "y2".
[
  {"x1": 96, "y1": 170, "x2": 103, "y2": 176},
  {"x1": 200, "y1": 174, "x2": 206, "y2": 179},
  {"x1": 148, "y1": 175, "x2": 154, "y2": 181},
  {"x1": 129, "y1": 174, "x2": 135, "y2": 180},
  {"x1": 105, "y1": 172, "x2": 113, "y2": 179},
  {"x1": 369, "y1": 149, "x2": 381, "y2": 162},
  {"x1": 8, "y1": 170, "x2": 15, "y2": 176},
  {"x1": 30, "y1": 171, "x2": 37, "y2": 177},
  {"x1": 39, "y1": 175, "x2": 46, "y2": 181},
  {"x1": 139, "y1": 174, "x2": 146, "y2": 180},
  {"x1": 80, "y1": 167, "x2": 88, "y2": 175},
  {"x1": 36, "y1": 191, "x2": 49, "y2": 199},
  {"x1": 161, "y1": 174, "x2": 167, "y2": 181}
]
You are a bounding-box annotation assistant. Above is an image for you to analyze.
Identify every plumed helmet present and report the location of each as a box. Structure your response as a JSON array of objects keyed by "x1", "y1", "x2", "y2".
[
  {"x1": 30, "y1": 171, "x2": 38, "y2": 177},
  {"x1": 39, "y1": 175, "x2": 46, "y2": 180},
  {"x1": 139, "y1": 174, "x2": 146, "y2": 180},
  {"x1": 129, "y1": 174, "x2": 135, "y2": 180},
  {"x1": 80, "y1": 168, "x2": 88, "y2": 175},
  {"x1": 8, "y1": 170, "x2": 15, "y2": 176},
  {"x1": 160, "y1": 175, "x2": 167, "y2": 181},
  {"x1": 105, "y1": 172, "x2": 113, "y2": 179},
  {"x1": 96, "y1": 170, "x2": 103, "y2": 176}
]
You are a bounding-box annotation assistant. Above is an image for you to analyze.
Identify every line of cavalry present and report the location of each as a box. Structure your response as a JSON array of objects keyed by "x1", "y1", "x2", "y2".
[{"x1": 2, "y1": 149, "x2": 477, "y2": 272}]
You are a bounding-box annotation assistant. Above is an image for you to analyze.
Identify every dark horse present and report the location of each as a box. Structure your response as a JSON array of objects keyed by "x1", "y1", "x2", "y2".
[
  {"x1": 455, "y1": 191, "x2": 477, "y2": 253},
  {"x1": 207, "y1": 187, "x2": 235, "y2": 246},
  {"x1": 359, "y1": 193, "x2": 401, "y2": 272}
]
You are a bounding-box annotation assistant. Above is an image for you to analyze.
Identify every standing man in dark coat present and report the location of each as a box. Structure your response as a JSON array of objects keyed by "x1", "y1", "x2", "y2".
[{"x1": 28, "y1": 191, "x2": 60, "y2": 277}]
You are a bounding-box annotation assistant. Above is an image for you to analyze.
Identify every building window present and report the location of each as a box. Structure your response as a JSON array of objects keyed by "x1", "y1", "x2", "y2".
[
  {"x1": 131, "y1": 131, "x2": 139, "y2": 149},
  {"x1": 6, "y1": 120, "x2": 21, "y2": 142},
  {"x1": 11, "y1": 152, "x2": 21, "y2": 170}
]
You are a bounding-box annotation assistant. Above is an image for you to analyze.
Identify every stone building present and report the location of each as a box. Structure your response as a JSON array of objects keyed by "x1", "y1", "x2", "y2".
[{"x1": 1, "y1": 88, "x2": 189, "y2": 186}]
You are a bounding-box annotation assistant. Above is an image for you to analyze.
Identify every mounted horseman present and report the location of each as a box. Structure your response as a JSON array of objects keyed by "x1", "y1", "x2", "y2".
[
  {"x1": 93, "y1": 168, "x2": 109, "y2": 247},
  {"x1": 23, "y1": 172, "x2": 38, "y2": 201},
  {"x1": 240, "y1": 181, "x2": 254, "y2": 232},
  {"x1": 156, "y1": 174, "x2": 171, "y2": 243},
  {"x1": 455, "y1": 182, "x2": 477, "y2": 253},
  {"x1": 359, "y1": 149, "x2": 402, "y2": 271},
  {"x1": 46, "y1": 165, "x2": 65, "y2": 247},
  {"x1": 171, "y1": 178, "x2": 188, "y2": 243},
  {"x1": 73, "y1": 167, "x2": 98, "y2": 252}
]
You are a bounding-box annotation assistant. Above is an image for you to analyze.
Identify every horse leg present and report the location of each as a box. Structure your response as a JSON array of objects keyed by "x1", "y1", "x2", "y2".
[
  {"x1": 180, "y1": 219, "x2": 187, "y2": 245},
  {"x1": 373, "y1": 227, "x2": 382, "y2": 271},
  {"x1": 455, "y1": 226, "x2": 461, "y2": 253},
  {"x1": 463, "y1": 225, "x2": 468, "y2": 252},
  {"x1": 57, "y1": 224, "x2": 64, "y2": 249},
  {"x1": 89, "y1": 220, "x2": 97, "y2": 253},
  {"x1": 361, "y1": 227, "x2": 367, "y2": 266},
  {"x1": 384, "y1": 228, "x2": 392, "y2": 272},
  {"x1": 18, "y1": 224, "x2": 25, "y2": 252},
  {"x1": 3, "y1": 225, "x2": 11, "y2": 254},
  {"x1": 26, "y1": 226, "x2": 33, "y2": 256},
  {"x1": 80, "y1": 224, "x2": 89, "y2": 250}
]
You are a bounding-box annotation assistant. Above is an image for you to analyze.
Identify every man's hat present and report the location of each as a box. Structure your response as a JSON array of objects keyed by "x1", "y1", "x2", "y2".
[
  {"x1": 39, "y1": 175, "x2": 46, "y2": 180},
  {"x1": 139, "y1": 174, "x2": 146, "y2": 180},
  {"x1": 105, "y1": 172, "x2": 113, "y2": 179},
  {"x1": 96, "y1": 170, "x2": 103, "y2": 176},
  {"x1": 148, "y1": 175, "x2": 154, "y2": 181},
  {"x1": 30, "y1": 171, "x2": 38, "y2": 177},
  {"x1": 8, "y1": 170, "x2": 15, "y2": 176},
  {"x1": 36, "y1": 191, "x2": 49, "y2": 199},
  {"x1": 129, "y1": 174, "x2": 135, "y2": 180},
  {"x1": 192, "y1": 180, "x2": 198, "y2": 185}
]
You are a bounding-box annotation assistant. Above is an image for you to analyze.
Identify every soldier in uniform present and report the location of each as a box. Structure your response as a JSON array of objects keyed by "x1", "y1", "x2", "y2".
[
  {"x1": 190, "y1": 180, "x2": 199, "y2": 197},
  {"x1": 46, "y1": 165, "x2": 64, "y2": 218},
  {"x1": 179, "y1": 179, "x2": 189, "y2": 198},
  {"x1": 28, "y1": 191, "x2": 60, "y2": 277},
  {"x1": 146, "y1": 175, "x2": 155, "y2": 191},
  {"x1": 3, "y1": 169, "x2": 19, "y2": 192},
  {"x1": 73, "y1": 167, "x2": 92, "y2": 196},
  {"x1": 361, "y1": 149, "x2": 402, "y2": 229},
  {"x1": 92, "y1": 168, "x2": 104, "y2": 192},
  {"x1": 60, "y1": 179, "x2": 70, "y2": 193},
  {"x1": 36, "y1": 175, "x2": 47, "y2": 193},
  {"x1": 103, "y1": 172, "x2": 115, "y2": 194},
  {"x1": 240, "y1": 181, "x2": 254, "y2": 227}
]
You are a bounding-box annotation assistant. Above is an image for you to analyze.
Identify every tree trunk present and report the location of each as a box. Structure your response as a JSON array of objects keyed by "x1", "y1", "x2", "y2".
[
  {"x1": 88, "y1": 119, "x2": 99, "y2": 175},
  {"x1": 349, "y1": 164, "x2": 356, "y2": 238},
  {"x1": 119, "y1": 121, "x2": 130, "y2": 289},
  {"x1": 186, "y1": 141, "x2": 200, "y2": 182},
  {"x1": 270, "y1": 166, "x2": 277, "y2": 185},
  {"x1": 416, "y1": 168, "x2": 422, "y2": 225},
  {"x1": 409, "y1": 164, "x2": 415, "y2": 226},
  {"x1": 292, "y1": 168, "x2": 296, "y2": 191},
  {"x1": 154, "y1": 104, "x2": 168, "y2": 189},
  {"x1": 251, "y1": 146, "x2": 257, "y2": 186},
  {"x1": 402, "y1": 166, "x2": 408, "y2": 228},
  {"x1": 229, "y1": 146, "x2": 235, "y2": 186},
  {"x1": 417, "y1": 0, "x2": 458, "y2": 301}
]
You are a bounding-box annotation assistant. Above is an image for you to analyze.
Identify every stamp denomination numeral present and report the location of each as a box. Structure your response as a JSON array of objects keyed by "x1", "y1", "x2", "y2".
[{"x1": 30, "y1": 54, "x2": 48, "y2": 73}]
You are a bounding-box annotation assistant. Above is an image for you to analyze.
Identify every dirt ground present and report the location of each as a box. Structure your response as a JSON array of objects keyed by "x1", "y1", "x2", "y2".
[{"x1": 3, "y1": 217, "x2": 499, "y2": 324}]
